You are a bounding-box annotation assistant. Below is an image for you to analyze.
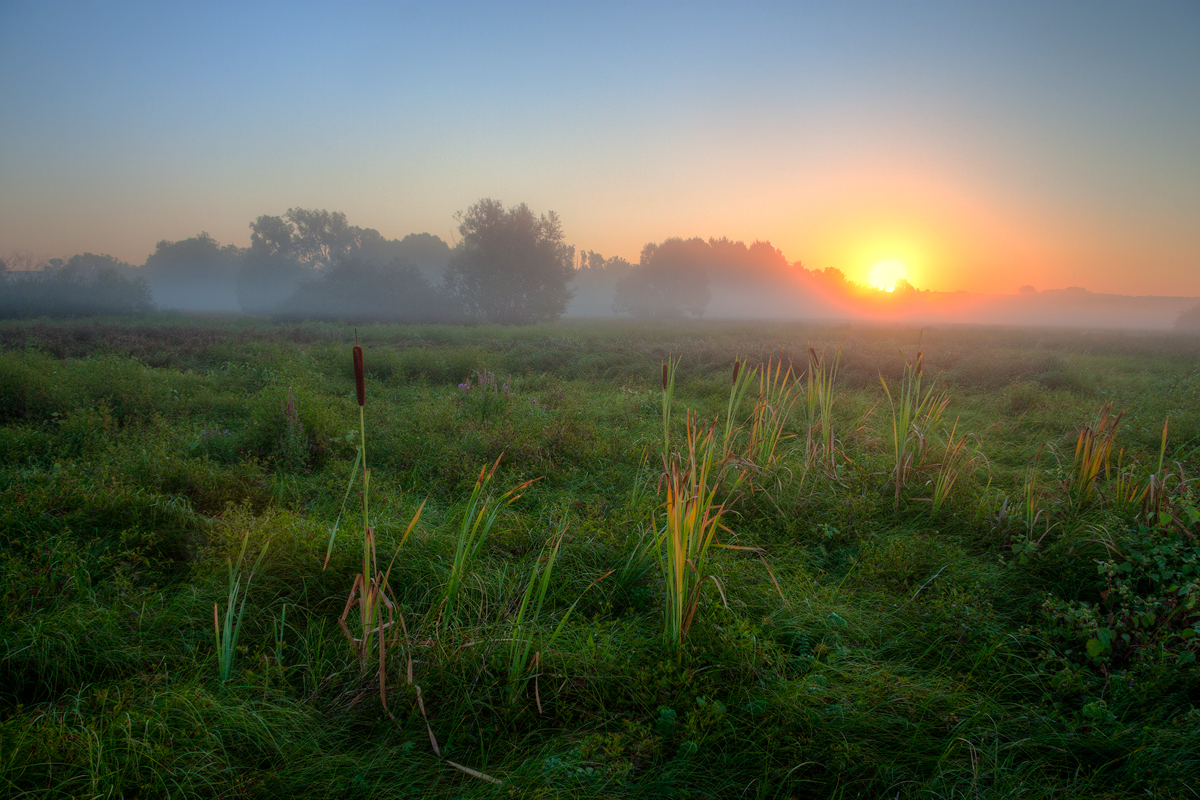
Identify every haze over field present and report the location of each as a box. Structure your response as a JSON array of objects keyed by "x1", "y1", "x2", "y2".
[{"x1": 1, "y1": 2, "x2": 1198, "y2": 316}]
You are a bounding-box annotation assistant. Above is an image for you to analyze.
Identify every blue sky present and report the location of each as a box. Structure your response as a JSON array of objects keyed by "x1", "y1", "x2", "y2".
[{"x1": 1, "y1": 1, "x2": 1197, "y2": 294}]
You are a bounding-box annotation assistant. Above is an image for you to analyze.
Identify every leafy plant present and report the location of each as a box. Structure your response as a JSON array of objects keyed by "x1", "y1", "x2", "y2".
[
  {"x1": 457, "y1": 368, "x2": 512, "y2": 421},
  {"x1": 1043, "y1": 523, "x2": 1200, "y2": 668}
]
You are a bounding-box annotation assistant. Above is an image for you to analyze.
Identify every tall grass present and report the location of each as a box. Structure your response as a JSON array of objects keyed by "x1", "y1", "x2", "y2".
[
  {"x1": 442, "y1": 455, "x2": 536, "y2": 623},
  {"x1": 505, "y1": 525, "x2": 596, "y2": 708},
  {"x1": 657, "y1": 411, "x2": 734, "y2": 652},
  {"x1": 744, "y1": 357, "x2": 797, "y2": 472},
  {"x1": 801, "y1": 346, "x2": 840, "y2": 474},
  {"x1": 214, "y1": 532, "x2": 270, "y2": 682},
  {"x1": 1065, "y1": 402, "x2": 1124, "y2": 511},
  {"x1": 926, "y1": 418, "x2": 984, "y2": 513},
  {"x1": 880, "y1": 350, "x2": 949, "y2": 511}
]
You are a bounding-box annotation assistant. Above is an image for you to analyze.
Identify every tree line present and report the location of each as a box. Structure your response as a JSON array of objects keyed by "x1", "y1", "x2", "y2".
[{"x1": 1, "y1": 198, "x2": 858, "y2": 323}]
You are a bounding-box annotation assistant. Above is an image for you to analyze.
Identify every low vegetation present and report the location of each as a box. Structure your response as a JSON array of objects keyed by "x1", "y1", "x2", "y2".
[{"x1": 1, "y1": 316, "x2": 1198, "y2": 798}]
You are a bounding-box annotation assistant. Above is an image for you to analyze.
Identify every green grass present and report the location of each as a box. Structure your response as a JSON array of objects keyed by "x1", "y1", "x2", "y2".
[{"x1": 1, "y1": 315, "x2": 1199, "y2": 798}]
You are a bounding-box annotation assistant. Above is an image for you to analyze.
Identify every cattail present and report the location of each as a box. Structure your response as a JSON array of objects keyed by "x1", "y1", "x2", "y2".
[
  {"x1": 731, "y1": 359, "x2": 741, "y2": 385},
  {"x1": 808, "y1": 346, "x2": 819, "y2": 370},
  {"x1": 662, "y1": 361, "x2": 668, "y2": 390},
  {"x1": 353, "y1": 346, "x2": 365, "y2": 406}
]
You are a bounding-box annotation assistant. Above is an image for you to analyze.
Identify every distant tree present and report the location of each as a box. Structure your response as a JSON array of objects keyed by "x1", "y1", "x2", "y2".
[
  {"x1": 445, "y1": 199, "x2": 574, "y2": 324},
  {"x1": 613, "y1": 237, "x2": 711, "y2": 318},
  {"x1": 279, "y1": 258, "x2": 448, "y2": 322},
  {"x1": 565, "y1": 250, "x2": 634, "y2": 316},
  {"x1": 1018, "y1": 285, "x2": 1038, "y2": 296},
  {"x1": 0, "y1": 253, "x2": 152, "y2": 318},
  {"x1": 1175, "y1": 304, "x2": 1200, "y2": 333},
  {"x1": 142, "y1": 232, "x2": 244, "y2": 310},
  {"x1": 285, "y1": 208, "x2": 359, "y2": 269},
  {"x1": 350, "y1": 230, "x2": 452, "y2": 285}
]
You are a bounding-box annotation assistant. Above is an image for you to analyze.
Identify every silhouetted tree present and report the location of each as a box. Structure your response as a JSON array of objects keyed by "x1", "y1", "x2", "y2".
[
  {"x1": 613, "y1": 238, "x2": 711, "y2": 318},
  {"x1": 445, "y1": 199, "x2": 574, "y2": 324}
]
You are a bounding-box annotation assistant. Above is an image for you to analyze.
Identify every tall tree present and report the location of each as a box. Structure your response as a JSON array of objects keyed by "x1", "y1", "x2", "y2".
[{"x1": 445, "y1": 199, "x2": 574, "y2": 324}]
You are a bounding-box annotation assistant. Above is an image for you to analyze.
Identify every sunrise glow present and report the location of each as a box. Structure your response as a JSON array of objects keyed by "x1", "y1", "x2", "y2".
[{"x1": 867, "y1": 259, "x2": 907, "y2": 292}]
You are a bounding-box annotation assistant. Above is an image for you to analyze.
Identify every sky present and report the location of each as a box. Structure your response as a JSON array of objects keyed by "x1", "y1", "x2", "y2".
[{"x1": 1, "y1": 1, "x2": 1198, "y2": 296}]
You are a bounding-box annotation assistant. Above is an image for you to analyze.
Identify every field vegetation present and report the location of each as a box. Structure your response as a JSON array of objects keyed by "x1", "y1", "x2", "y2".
[{"x1": 1, "y1": 316, "x2": 1198, "y2": 798}]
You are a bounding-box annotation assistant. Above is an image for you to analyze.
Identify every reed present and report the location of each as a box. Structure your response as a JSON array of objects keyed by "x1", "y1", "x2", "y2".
[
  {"x1": 661, "y1": 356, "x2": 679, "y2": 460},
  {"x1": 442, "y1": 455, "x2": 536, "y2": 623},
  {"x1": 880, "y1": 350, "x2": 948, "y2": 511},
  {"x1": 927, "y1": 418, "x2": 983, "y2": 513},
  {"x1": 657, "y1": 411, "x2": 734, "y2": 653},
  {"x1": 504, "y1": 525, "x2": 599, "y2": 708},
  {"x1": 744, "y1": 357, "x2": 797, "y2": 472},
  {"x1": 325, "y1": 342, "x2": 428, "y2": 721},
  {"x1": 721, "y1": 357, "x2": 757, "y2": 460},
  {"x1": 214, "y1": 532, "x2": 270, "y2": 683},
  {"x1": 801, "y1": 346, "x2": 840, "y2": 474}
]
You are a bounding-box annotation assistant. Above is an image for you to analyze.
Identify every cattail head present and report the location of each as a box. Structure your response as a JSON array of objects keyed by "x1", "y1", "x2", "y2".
[
  {"x1": 808, "y1": 346, "x2": 819, "y2": 369},
  {"x1": 731, "y1": 359, "x2": 741, "y2": 385},
  {"x1": 353, "y1": 346, "x2": 365, "y2": 406},
  {"x1": 662, "y1": 361, "x2": 668, "y2": 390}
]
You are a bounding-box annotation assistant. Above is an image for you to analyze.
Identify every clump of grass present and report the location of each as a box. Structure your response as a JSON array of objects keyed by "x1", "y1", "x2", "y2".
[
  {"x1": 657, "y1": 411, "x2": 735, "y2": 653},
  {"x1": 744, "y1": 357, "x2": 797, "y2": 474},
  {"x1": 801, "y1": 346, "x2": 840, "y2": 474},
  {"x1": 925, "y1": 418, "x2": 985, "y2": 514},
  {"x1": 442, "y1": 455, "x2": 536, "y2": 624},
  {"x1": 880, "y1": 350, "x2": 948, "y2": 511},
  {"x1": 1065, "y1": 401, "x2": 1124, "y2": 511},
  {"x1": 505, "y1": 524, "x2": 598, "y2": 708}
]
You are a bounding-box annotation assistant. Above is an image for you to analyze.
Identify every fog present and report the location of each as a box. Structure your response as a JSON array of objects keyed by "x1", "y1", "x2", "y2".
[{"x1": 3, "y1": 207, "x2": 1198, "y2": 332}]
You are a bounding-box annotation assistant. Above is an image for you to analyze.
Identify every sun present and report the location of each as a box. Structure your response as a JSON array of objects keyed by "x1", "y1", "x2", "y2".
[{"x1": 867, "y1": 258, "x2": 907, "y2": 292}]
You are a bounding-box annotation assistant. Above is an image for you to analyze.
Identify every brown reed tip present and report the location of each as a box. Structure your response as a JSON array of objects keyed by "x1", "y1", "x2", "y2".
[
  {"x1": 662, "y1": 361, "x2": 668, "y2": 390},
  {"x1": 732, "y1": 359, "x2": 741, "y2": 384},
  {"x1": 353, "y1": 346, "x2": 365, "y2": 406},
  {"x1": 808, "y1": 346, "x2": 819, "y2": 369}
]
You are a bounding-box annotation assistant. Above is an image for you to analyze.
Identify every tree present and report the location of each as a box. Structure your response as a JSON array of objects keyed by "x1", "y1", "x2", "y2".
[
  {"x1": 445, "y1": 199, "x2": 574, "y2": 324},
  {"x1": 142, "y1": 232, "x2": 244, "y2": 311}
]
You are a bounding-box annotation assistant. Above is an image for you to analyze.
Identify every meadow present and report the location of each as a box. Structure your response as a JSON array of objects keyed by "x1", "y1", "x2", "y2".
[{"x1": 1, "y1": 316, "x2": 1198, "y2": 799}]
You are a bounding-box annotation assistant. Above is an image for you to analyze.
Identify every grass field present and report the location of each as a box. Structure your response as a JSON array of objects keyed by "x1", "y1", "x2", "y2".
[{"x1": 2, "y1": 316, "x2": 1199, "y2": 798}]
